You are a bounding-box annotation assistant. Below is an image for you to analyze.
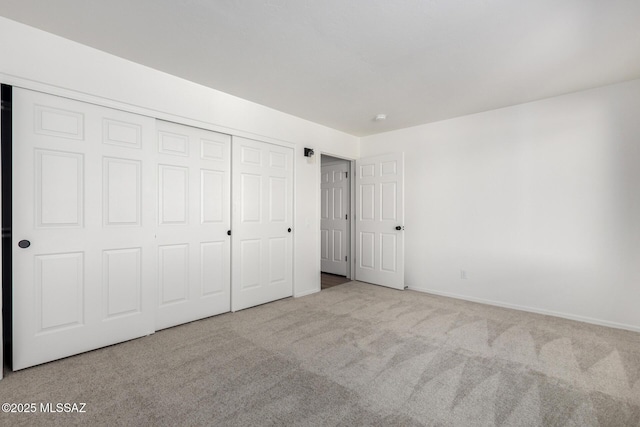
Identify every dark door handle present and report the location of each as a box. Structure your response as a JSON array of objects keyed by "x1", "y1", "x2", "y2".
[
  {"x1": 288, "y1": 228, "x2": 292, "y2": 233},
  {"x1": 227, "y1": 230, "x2": 231, "y2": 236},
  {"x1": 395, "y1": 226, "x2": 403, "y2": 231},
  {"x1": 18, "y1": 240, "x2": 31, "y2": 248}
]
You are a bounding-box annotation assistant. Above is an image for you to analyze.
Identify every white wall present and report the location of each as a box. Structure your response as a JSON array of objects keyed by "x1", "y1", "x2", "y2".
[
  {"x1": 3, "y1": 16, "x2": 638, "y2": 332},
  {"x1": 0, "y1": 16, "x2": 359, "y2": 298},
  {"x1": 361, "y1": 79, "x2": 640, "y2": 331}
]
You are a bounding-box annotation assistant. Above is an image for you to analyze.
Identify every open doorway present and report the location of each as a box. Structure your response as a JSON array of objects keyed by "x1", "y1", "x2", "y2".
[{"x1": 320, "y1": 154, "x2": 352, "y2": 290}]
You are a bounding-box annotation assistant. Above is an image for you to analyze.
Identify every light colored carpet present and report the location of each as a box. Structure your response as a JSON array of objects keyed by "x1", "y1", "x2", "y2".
[{"x1": 1, "y1": 281, "x2": 639, "y2": 426}]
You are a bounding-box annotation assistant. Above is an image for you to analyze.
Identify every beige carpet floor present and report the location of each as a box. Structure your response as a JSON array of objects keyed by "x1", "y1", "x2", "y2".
[{"x1": 1, "y1": 281, "x2": 639, "y2": 426}]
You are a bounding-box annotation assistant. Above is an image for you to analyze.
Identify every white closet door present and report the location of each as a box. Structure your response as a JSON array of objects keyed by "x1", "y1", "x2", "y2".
[
  {"x1": 355, "y1": 153, "x2": 405, "y2": 290},
  {"x1": 155, "y1": 121, "x2": 231, "y2": 330},
  {"x1": 232, "y1": 137, "x2": 293, "y2": 311},
  {"x1": 321, "y1": 162, "x2": 348, "y2": 276},
  {"x1": 12, "y1": 88, "x2": 156, "y2": 370}
]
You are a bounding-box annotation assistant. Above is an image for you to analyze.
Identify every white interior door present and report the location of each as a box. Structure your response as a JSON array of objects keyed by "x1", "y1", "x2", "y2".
[
  {"x1": 232, "y1": 137, "x2": 293, "y2": 311},
  {"x1": 321, "y1": 162, "x2": 348, "y2": 276},
  {"x1": 355, "y1": 153, "x2": 405, "y2": 290},
  {"x1": 12, "y1": 88, "x2": 156, "y2": 370},
  {"x1": 155, "y1": 121, "x2": 231, "y2": 330}
]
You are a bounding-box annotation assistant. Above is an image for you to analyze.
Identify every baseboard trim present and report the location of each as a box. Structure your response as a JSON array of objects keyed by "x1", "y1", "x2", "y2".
[
  {"x1": 408, "y1": 286, "x2": 640, "y2": 333},
  {"x1": 294, "y1": 288, "x2": 320, "y2": 298}
]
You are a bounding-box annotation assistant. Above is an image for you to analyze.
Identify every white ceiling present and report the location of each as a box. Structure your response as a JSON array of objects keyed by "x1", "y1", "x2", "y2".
[{"x1": 2, "y1": 0, "x2": 640, "y2": 136}]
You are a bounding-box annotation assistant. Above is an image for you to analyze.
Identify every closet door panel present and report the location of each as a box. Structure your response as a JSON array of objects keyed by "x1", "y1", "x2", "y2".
[
  {"x1": 155, "y1": 120, "x2": 231, "y2": 330},
  {"x1": 12, "y1": 88, "x2": 156, "y2": 370},
  {"x1": 232, "y1": 137, "x2": 293, "y2": 311}
]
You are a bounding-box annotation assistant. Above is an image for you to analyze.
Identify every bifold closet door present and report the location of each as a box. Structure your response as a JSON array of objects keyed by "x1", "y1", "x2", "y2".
[
  {"x1": 12, "y1": 88, "x2": 156, "y2": 370},
  {"x1": 155, "y1": 121, "x2": 231, "y2": 330},
  {"x1": 232, "y1": 137, "x2": 293, "y2": 311}
]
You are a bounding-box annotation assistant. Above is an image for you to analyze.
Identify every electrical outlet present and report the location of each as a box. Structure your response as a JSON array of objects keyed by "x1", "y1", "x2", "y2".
[{"x1": 460, "y1": 270, "x2": 468, "y2": 279}]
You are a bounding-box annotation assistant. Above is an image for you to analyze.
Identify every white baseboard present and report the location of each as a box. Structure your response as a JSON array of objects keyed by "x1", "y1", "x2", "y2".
[
  {"x1": 408, "y1": 286, "x2": 640, "y2": 333},
  {"x1": 294, "y1": 287, "x2": 320, "y2": 298}
]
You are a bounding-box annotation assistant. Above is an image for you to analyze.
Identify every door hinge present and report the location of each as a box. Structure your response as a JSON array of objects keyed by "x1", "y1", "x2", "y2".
[
  {"x1": 345, "y1": 256, "x2": 348, "y2": 261},
  {"x1": 345, "y1": 171, "x2": 348, "y2": 178},
  {"x1": 345, "y1": 214, "x2": 348, "y2": 220}
]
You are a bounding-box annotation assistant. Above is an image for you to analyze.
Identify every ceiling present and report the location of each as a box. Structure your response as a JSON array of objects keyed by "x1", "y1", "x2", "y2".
[{"x1": 1, "y1": 0, "x2": 640, "y2": 136}]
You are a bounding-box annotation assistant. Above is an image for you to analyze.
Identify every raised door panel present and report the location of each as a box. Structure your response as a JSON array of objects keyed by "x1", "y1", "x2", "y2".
[
  {"x1": 241, "y1": 146, "x2": 261, "y2": 165},
  {"x1": 103, "y1": 119, "x2": 142, "y2": 149},
  {"x1": 201, "y1": 170, "x2": 224, "y2": 223},
  {"x1": 360, "y1": 163, "x2": 375, "y2": 178},
  {"x1": 201, "y1": 242, "x2": 225, "y2": 296},
  {"x1": 158, "y1": 131, "x2": 189, "y2": 156},
  {"x1": 333, "y1": 230, "x2": 343, "y2": 262},
  {"x1": 321, "y1": 188, "x2": 329, "y2": 219},
  {"x1": 35, "y1": 105, "x2": 84, "y2": 140},
  {"x1": 333, "y1": 187, "x2": 343, "y2": 220},
  {"x1": 201, "y1": 138, "x2": 225, "y2": 160},
  {"x1": 240, "y1": 239, "x2": 261, "y2": 290},
  {"x1": 359, "y1": 184, "x2": 375, "y2": 221},
  {"x1": 380, "y1": 234, "x2": 398, "y2": 273},
  {"x1": 241, "y1": 174, "x2": 262, "y2": 223},
  {"x1": 103, "y1": 248, "x2": 141, "y2": 319},
  {"x1": 159, "y1": 244, "x2": 189, "y2": 305},
  {"x1": 320, "y1": 229, "x2": 329, "y2": 261},
  {"x1": 359, "y1": 232, "x2": 375, "y2": 270},
  {"x1": 158, "y1": 165, "x2": 188, "y2": 225},
  {"x1": 103, "y1": 158, "x2": 141, "y2": 227},
  {"x1": 381, "y1": 182, "x2": 398, "y2": 221},
  {"x1": 269, "y1": 237, "x2": 287, "y2": 284},
  {"x1": 35, "y1": 252, "x2": 84, "y2": 333},
  {"x1": 269, "y1": 177, "x2": 287, "y2": 222},
  {"x1": 35, "y1": 150, "x2": 84, "y2": 228}
]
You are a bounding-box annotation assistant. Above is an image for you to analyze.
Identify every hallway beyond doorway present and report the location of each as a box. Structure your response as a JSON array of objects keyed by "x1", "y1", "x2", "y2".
[{"x1": 321, "y1": 273, "x2": 350, "y2": 290}]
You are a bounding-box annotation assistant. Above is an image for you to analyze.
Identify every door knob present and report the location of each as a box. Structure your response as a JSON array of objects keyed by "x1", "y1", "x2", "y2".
[
  {"x1": 18, "y1": 240, "x2": 31, "y2": 248},
  {"x1": 395, "y1": 226, "x2": 404, "y2": 231},
  {"x1": 227, "y1": 230, "x2": 231, "y2": 236},
  {"x1": 288, "y1": 228, "x2": 292, "y2": 233}
]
